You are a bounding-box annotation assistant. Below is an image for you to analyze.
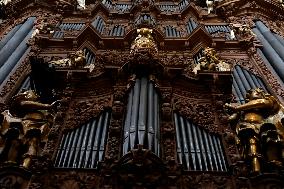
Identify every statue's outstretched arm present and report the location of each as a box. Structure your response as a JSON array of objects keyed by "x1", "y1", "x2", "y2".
[
  {"x1": 235, "y1": 99, "x2": 273, "y2": 111},
  {"x1": 20, "y1": 101, "x2": 52, "y2": 111}
]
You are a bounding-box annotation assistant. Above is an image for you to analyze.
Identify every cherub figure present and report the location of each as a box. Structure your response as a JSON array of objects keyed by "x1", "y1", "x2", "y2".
[
  {"x1": 49, "y1": 50, "x2": 86, "y2": 68},
  {"x1": 225, "y1": 88, "x2": 284, "y2": 173},
  {"x1": 193, "y1": 47, "x2": 230, "y2": 73},
  {"x1": 6, "y1": 90, "x2": 60, "y2": 168}
]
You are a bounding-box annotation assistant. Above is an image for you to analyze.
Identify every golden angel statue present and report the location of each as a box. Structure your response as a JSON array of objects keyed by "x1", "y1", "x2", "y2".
[{"x1": 225, "y1": 88, "x2": 284, "y2": 173}]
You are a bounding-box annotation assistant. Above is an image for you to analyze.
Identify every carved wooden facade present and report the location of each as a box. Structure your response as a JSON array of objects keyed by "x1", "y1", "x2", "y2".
[{"x1": 0, "y1": 0, "x2": 284, "y2": 188}]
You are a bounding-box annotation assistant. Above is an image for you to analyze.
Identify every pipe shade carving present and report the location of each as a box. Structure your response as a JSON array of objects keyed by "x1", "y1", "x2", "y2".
[
  {"x1": 123, "y1": 77, "x2": 160, "y2": 156},
  {"x1": 54, "y1": 111, "x2": 111, "y2": 169}
]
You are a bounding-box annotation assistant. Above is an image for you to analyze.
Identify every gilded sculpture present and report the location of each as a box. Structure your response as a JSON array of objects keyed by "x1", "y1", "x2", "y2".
[
  {"x1": 231, "y1": 24, "x2": 256, "y2": 43},
  {"x1": 49, "y1": 50, "x2": 86, "y2": 68},
  {"x1": 130, "y1": 28, "x2": 158, "y2": 55},
  {"x1": 225, "y1": 88, "x2": 284, "y2": 173},
  {"x1": 0, "y1": 90, "x2": 60, "y2": 168},
  {"x1": 193, "y1": 47, "x2": 230, "y2": 74}
]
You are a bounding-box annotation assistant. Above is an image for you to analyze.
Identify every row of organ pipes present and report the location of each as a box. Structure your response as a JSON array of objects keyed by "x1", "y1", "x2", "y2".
[
  {"x1": 123, "y1": 77, "x2": 160, "y2": 156},
  {"x1": 174, "y1": 113, "x2": 227, "y2": 171},
  {"x1": 54, "y1": 111, "x2": 110, "y2": 168}
]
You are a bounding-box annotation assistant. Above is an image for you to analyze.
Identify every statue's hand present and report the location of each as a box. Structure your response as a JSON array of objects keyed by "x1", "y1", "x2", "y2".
[
  {"x1": 51, "y1": 100, "x2": 61, "y2": 111},
  {"x1": 224, "y1": 103, "x2": 237, "y2": 113}
]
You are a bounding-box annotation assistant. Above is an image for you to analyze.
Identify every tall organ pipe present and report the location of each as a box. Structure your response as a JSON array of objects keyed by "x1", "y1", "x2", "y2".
[
  {"x1": 123, "y1": 89, "x2": 134, "y2": 155},
  {"x1": 147, "y1": 82, "x2": 155, "y2": 150}
]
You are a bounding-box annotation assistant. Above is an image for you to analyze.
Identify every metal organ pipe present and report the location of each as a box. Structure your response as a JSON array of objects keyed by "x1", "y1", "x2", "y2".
[
  {"x1": 253, "y1": 27, "x2": 284, "y2": 82},
  {"x1": 0, "y1": 29, "x2": 33, "y2": 84},
  {"x1": 174, "y1": 114, "x2": 182, "y2": 163},
  {"x1": 154, "y1": 87, "x2": 160, "y2": 156},
  {"x1": 255, "y1": 21, "x2": 284, "y2": 61},
  {"x1": 99, "y1": 112, "x2": 110, "y2": 161},
  {"x1": 235, "y1": 66, "x2": 251, "y2": 91},
  {"x1": 0, "y1": 17, "x2": 35, "y2": 68},
  {"x1": 84, "y1": 120, "x2": 97, "y2": 168},
  {"x1": 138, "y1": 77, "x2": 148, "y2": 145},
  {"x1": 130, "y1": 78, "x2": 141, "y2": 149},
  {"x1": 0, "y1": 24, "x2": 21, "y2": 51},
  {"x1": 232, "y1": 66, "x2": 269, "y2": 104},
  {"x1": 179, "y1": 116, "x2": 190, "y2": 170},
  {"x1": 72, "y1": 124, "x2": 85, "y2": 168},
  {"x1": 185, "y1": 119, "x2": 197, "y2": 170},
  {"x1": 123, "y1": 89, "x2": 134, "y2": 155},
  {"x1": 66, "y1": 128, "x2": 80, "y2": 167},
  {"x1": 147, "y1": 82, "x2": 155, "y2": 150}
]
